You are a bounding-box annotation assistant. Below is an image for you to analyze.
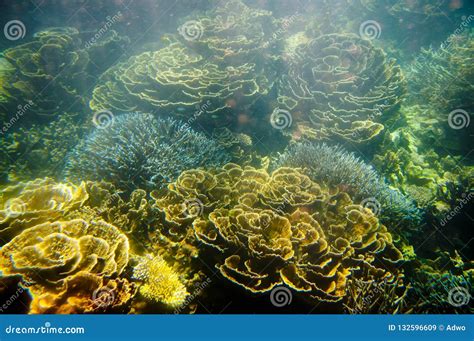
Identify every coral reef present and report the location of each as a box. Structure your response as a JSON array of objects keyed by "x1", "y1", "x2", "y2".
[
  {"x1": 274, "y1": 142, "x2": 422, "y2": 229},
  {"x1": 277, "y1": 33, "x2": 406, "y2": 144},
  {"x1": 372, "y1": 104, "x2": 473, "y2": 219},
  {"x1": 0, "y1": 27, "x2": 128, "y2": 121},
  {"x1": 0, "y1": 178, "x2": 88, "y2": 241},
  {"x1": 0, "y1": 114, "x2": 90, "y2": 183},
  {"x1": 153, "y1": 163, "x2": 405, "y2": 303},
  {"x1": 132, "y1": 254, "x2": 189, "y2": 308},
  {"x1": 64, "y1": 113, "x2": 230, "y2": 192},
  {"x1": 0, "y1": 219, "x2": 130, "y2": 312},
  {"x1": 89, "y1": 40, "x2": 275, "y2": 117},
  {"x1": 406, "y1": 251, "x2": 473, "y2": 314}
]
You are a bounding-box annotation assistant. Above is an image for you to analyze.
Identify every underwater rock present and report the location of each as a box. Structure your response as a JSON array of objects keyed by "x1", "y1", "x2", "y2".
[
  {"x1": 277, "y1": 33, "x2": 406, "y2": 144},
  {"x1": 274, "y1": 142, "x2": 422, "y2": 229},
  {"x1": 152, "y1": 163, "x2": 404, "y2": 303},
  {"x1": 64, "y1": 112, "x2": 230, "y2": 192}
]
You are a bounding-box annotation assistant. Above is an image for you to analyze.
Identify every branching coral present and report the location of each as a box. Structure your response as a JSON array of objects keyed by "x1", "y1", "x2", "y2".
[
  {"x1": 64, "y1": 112, "x2": 230, "y2": 192},
  {"x1": 278, "y1": 33, "x2": 405, "y2": 144},
  {"x1": 153, "y1": 164, "x2": 404, "y2": 303},
  {"x1": 132, "y1": 254, "x2": 189, "y2": 308},
  {"x1": 274, "y1": 142, "x2": 422, "y2": 228}
]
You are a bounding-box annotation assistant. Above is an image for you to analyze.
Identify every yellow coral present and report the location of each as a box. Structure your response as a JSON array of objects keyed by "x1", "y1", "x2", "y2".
[{"x1": 133, "y1": 255, "x2": 188, "y2": 308}]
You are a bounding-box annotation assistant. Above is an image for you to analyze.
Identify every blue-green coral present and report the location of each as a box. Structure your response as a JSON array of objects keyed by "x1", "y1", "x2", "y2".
[
  {"x1": 274, "y1": 143, "x2": 422, "y2": 227},
  {"x1": 64, "y1": 112, "x2": 230, "y2": 191}
]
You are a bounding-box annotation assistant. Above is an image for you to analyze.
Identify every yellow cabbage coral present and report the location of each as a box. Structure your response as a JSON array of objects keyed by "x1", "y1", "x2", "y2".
[
  {"x1": 0, "y1": 219, "x2": 129, "y2": 283},
  {"x1": 30, "y1": 271, "x2": 137, "y2": 314},
  {"x1": 0, "y1": 178, "x2": 88, "y2": 241},
  {"x1": 133, "y1": 255, "x2": 188, "y2": 308},
  {"x1": 153, "y1": 164, "x2": 404, "y2": 303}
]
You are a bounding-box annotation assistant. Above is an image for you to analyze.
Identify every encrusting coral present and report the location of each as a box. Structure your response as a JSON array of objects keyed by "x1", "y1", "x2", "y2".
[
  {"x1": 64, "y1": 112, "x2": 230, "y2": 192},
  {"x1": 132, "y1": 254, "x2": 189, "y2": 308},
  {"x1": 277, "y1": 33, "x2": 406, "y2": 144},
  {"x1": 152, "y1": 163, "x2": 405, "y2": 304},
  {"x1": 274, "y1": 142, "x2": 422, "y2": 229}
]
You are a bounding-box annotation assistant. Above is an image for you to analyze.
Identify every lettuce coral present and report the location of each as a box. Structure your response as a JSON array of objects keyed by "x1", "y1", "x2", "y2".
[
  {"x1": 153, "y1": 164, "x2": 404, "y2": 304},
  {"x1": 278, "y1": 33, "x2": 405, "y2": 144},
  {"x1": 64, "y1": 112, "x2": 230, "y2": 192},
  {"x1": 274, "y1": 142, "x2": 422, "y2": 229}
]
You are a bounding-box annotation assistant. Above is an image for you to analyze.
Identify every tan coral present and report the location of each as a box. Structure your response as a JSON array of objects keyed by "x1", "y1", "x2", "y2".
[
  {"x1": 0, "y1": 178, "x2": 88, "y2": 241},
  {"x1": 153, "y1": 164, "x2": 404, "y2": 303}
]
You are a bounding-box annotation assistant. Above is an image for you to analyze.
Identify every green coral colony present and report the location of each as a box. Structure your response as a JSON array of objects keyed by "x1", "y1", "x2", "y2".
[{"x1": 0, "y1": 0, "x2": 472, "y2": 314}]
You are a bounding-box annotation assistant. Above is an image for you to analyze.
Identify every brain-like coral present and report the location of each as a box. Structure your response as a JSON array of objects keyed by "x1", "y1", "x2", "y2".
[
  {"x1": 64, "y1": 112, "x2": 230, "y2": 192},
  {"x1": 275, "y1": 142, "x2": 422, "y2": 229},
  {"x1": 133, "y1": 254, "x2": 189, "y2": 308},
  {"x1": 153, "y1": 164, "x2": 404, "y2": 303},
  {"x1": 90, "y1": 40, "x2": 275, "y2": 116},
  {"x1": 0, "y1": 27, "x2": 128, "y2": 121},
  {"x1": 278, "y1": 33, "x2": 406, "y2": 144}
]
